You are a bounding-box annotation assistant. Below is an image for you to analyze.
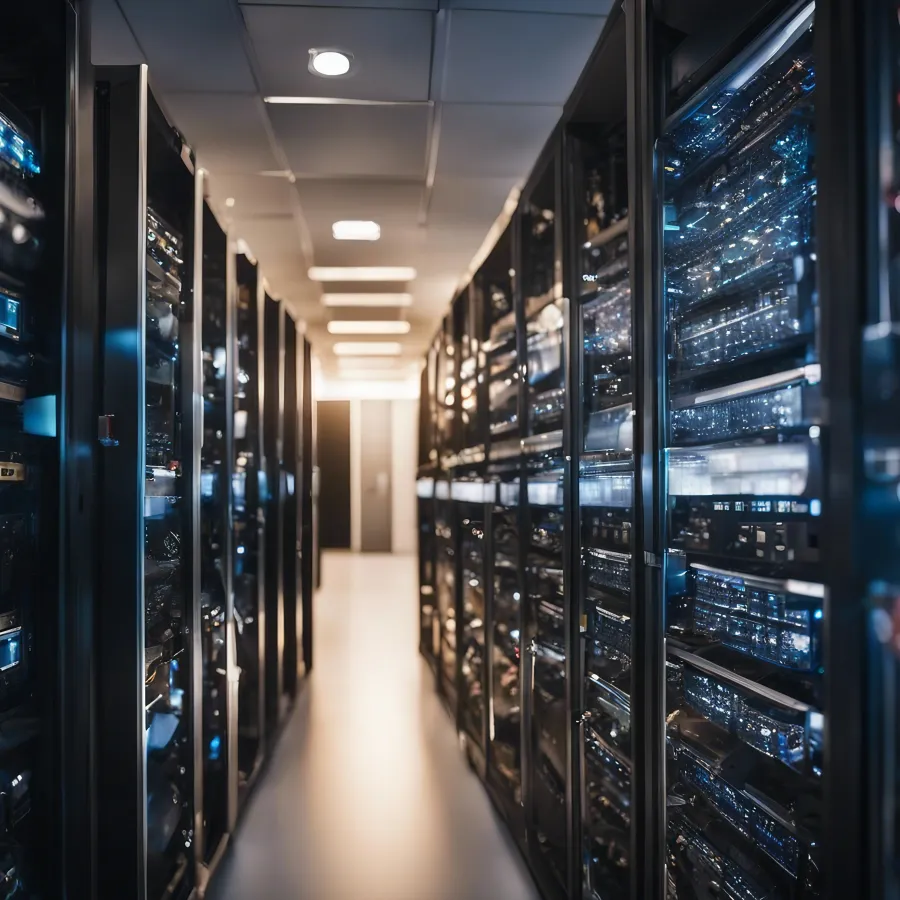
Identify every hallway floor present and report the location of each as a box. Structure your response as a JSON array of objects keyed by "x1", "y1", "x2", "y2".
[{"x1": 209, "y1": 551, "x2": 540, "y2": 900}]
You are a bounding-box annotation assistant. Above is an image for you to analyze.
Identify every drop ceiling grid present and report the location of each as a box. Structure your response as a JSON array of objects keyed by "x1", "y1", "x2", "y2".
[{"x1": 116, "y1": 0, "x2": 258, "y2": 92}]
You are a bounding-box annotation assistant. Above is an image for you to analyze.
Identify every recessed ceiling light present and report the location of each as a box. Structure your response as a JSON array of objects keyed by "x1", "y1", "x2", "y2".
[
  {"x1": 225, "y1": 197, "x2": 235, "y2": 208},
  {"x1": 309, "y1": 267, "x2": 416, "y2": 282},
  {"x1": 309, "y1": 49, "x2": 352, "y2": 78},
  {"x1": 322, "y1": 293, "x2": 413, "y2": 308},
  {"x1": 332, "y1": 220, "x2": 380, "y2": 242},
  {"x1": 327, "y1": 320, "x2": 410, "y2": 335},
  {"x1": 333, "y1": 342, "x2": 402, "y2": 357}
]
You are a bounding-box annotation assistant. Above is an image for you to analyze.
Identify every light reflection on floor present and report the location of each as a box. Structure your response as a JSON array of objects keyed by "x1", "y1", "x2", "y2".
[{"x1": 210, "y1": 551, "x2": 540, "y2": 900}]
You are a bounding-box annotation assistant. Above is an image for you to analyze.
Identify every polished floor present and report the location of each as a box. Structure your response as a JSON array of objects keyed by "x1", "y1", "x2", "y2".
[{"x1": 209, "y1": 551, "x2": 540, "y2": 900}]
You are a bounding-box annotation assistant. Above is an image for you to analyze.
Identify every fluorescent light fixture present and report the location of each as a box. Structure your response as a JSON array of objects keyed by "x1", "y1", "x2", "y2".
[
  {"x1": 321, "y1": 293, "x2": 413, "y2": 308},
  {"x1": 333, "y1": 342, "x2": 402, "y2": 357},
  {"x1": 309, "y1": 267, "x2": 416, "y2": 282},
  {"x1": 332, "y1": 220, "x2": 381, "y2": 241},
  {"x1": 309, "y1": 49, "x2": 351, "y2": 77},
  {"x1": 264, "y1": 97, "x2": 431, "y2": 107},
  {"x1": 327, "y1": 320, "x2": 410, "y2": 335}
]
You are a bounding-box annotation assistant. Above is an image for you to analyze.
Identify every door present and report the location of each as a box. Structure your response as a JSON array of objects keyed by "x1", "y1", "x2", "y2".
[{"x1": 360, "y1": 399, "x2": 392, "y2": 553}]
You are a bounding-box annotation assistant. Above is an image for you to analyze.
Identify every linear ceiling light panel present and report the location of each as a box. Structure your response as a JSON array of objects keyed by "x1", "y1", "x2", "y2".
[
  {"x1": 310, "y1": 267, "x2": 416, "y2": 282},
  {"x1": 332, "y1": 220, "x2": 380, "y2": 241},
  {"x1": 327, "y1": 320, "x2": 410, "y2": 335},
  {"x1": 321, "y1": 293, "x2": 413, "y2": 308},
  {"x1": 264, "y1": 97, "x2": 432, "y2": 107},
  {"x1": 332, "y1": 342, "x2": 402, "y2": 356}
]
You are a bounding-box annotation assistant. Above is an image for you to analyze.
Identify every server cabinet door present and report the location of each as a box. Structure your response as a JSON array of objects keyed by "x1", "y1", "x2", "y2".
[
  {"x1": 573, "y1": 126, "x2": 633, "y2": 900},
  {"x1": 454, "y1": 485, "x2": 489, "y2": 771},
  {"x1": 282, "y1": 315, "x2": 299, "y2": 699},
  {"x1": 263, "y1": 293, "x2": 285, "y2": 732},
  {"x1": 0, "y1": 3, "x2": 91, "y2": 895},
  {"x1": 197, "y1": 199, "x2": 230, "y2": 869},
  {"x1": 435, "y1": 480, "x2": 457, "y2": 711},
  {"x1": 659, "y1": 8, "x2": 824, "y2": 898},
  {"x1": 232, "y1": 254, "x2": 265, "y2": 805},
  {"x1": 487, "y1": 471, "x2": 524, "y2": 832},
  {"x1": 95, "y1": 67, "x2": 199, "y2": 900}
]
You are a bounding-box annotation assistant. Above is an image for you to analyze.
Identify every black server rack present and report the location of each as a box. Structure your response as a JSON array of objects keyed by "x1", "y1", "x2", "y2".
[
  {"x1": 417, "y1": 472, "x2": 437, "y2": 670},
  {"x1": 418, "y1": 332, "x2": 440, "y2": 670},
  {"x1": 282, "y1": 312, "x2": 299, "y2": 701},
  {"x1": 652, "y1": 5, "x2": 825, "y2": 900},
  {"x1": 480, "y1": 225, "x2": 526, "y2": 842},
  {"x1": 435, "y1": 473, "x2": 457, "y2": 714},
  {"x1": 300, "y1": 336, "x2": 314, "y2": 672},
  {"x1": 262, "y1": 292, "x2": 285, "y2": 735},
  {"x1": 565, "y1": 10, "x2": 633, "y2": 898},
  {"x1": 0, "y1": 3, "x2": 94, "y2": 895},
  {"x1": 94, "y1": 66, "x2": 199, "y2": 900},
  {"x1": 197, "y1": 192, "x2": 232, "y2": 882},
  {"x1": 232, "y1": 253, "x2": 265, "y2": 806},
  {"x1": 518, "y1": 144, "x2": 573, "y2": 900}
]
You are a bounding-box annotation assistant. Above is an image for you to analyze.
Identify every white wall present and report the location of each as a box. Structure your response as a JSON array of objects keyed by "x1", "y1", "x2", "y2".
[{"x1": 390, "y1": 399, "x2": 418, "y2": 554}]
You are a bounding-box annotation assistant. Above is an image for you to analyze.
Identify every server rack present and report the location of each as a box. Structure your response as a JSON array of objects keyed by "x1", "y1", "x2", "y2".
[
  {"x1": 518, "y1": 142, "x2": 573, "y2": 900},
  {"x1": 0, "y1": 3, "x2": 94, "y2": 895},
  {"x1": 197, "y1": 189, "x2": 232, "y2": 885},
  {"x1": 232, "y1": 253, "x2": 265, "y2": 806},
  {"x1": 95, "y1": 66, "x2": 199, "y2": 900},
  {"x1": 564, "y1": 10, "x2": 633, "y2": 899},
  {"x1": 418, "y1": 332, "x2": 440, "y2": 670},
  {"x1": 262, "y1": 291, "x2": 285, "y2": 735},
  {"x1": 300, "y1": 336, "x2": 314, "y2": 673},
  {"x1": 282, "y1": 312, "x2": 299, "y2": 701}
]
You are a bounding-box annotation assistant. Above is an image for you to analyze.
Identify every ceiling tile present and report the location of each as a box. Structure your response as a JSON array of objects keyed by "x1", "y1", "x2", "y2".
[
  {"x1": 162, "y1": 93, "x2": 280, "y2": 175},
  {"x1": 294, "y1": 180, "x2": 423, "y2": 228},
  {"x1": 443, "y1": 0, "x2": 610, "y2": 12},
  {"x1": 206, "y1": 174, "x2": 299, "y2": 220},
  {"x1": 117, "y1": 0, "x2": 256, "y2": 92},
  {"x1": 269, "y1": 105, "x2": 430, "y2": 179},
  {"x1": 241, "y1": 6, "x2": 433, "y2": 101},
  {"x1": 442, "y1": 10, "x2": 606, "y2": 104},
  {"x1": 91, "y1": 0, "x2": 145, "y2": 65},
  {"x1": 428, "y1": 176, "x2": 514, "y2": 228},
  {"x1": 436, "y1": 103, "x2": 560, "y2": 178}
]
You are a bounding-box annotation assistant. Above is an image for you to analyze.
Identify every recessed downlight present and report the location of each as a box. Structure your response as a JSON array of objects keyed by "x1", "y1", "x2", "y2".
[
  {"x1": 332, "y1": 220, "x2": 380, "y2": 242},
  {"x1": 309, "y1": 49, "x2": 352, "y2": 78},
  {"x1": 333, "y1": 342, "x2": 402, "y2": 357},
  {"x1": 225, "y1": 197, "x2": 235, "y2": 208},
  {"x1": 327, "y1": 320, "x2": 410, "y2": 335}
]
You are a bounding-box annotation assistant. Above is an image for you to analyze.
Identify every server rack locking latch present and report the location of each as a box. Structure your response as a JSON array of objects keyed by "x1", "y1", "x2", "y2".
[{"x1": 97, "y1": 414, "x2": 119, "y2": 447}]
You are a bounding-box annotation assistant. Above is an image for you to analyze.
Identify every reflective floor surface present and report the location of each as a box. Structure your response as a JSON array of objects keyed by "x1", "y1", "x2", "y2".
[{"x1": 209, "y1": 551, "x2": 540, "y2": 900}]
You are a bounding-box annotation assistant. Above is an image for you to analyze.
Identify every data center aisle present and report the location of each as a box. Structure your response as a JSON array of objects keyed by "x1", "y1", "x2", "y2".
[{"x1": 210, "y1": 551, "x2": 540, "y2": 900}]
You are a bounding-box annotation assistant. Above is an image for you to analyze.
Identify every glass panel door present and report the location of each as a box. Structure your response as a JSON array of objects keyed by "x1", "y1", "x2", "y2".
[
  {"x1": 144, "y1": 114, "x2": 196, "y2": 899},
  {"x1": 489, "y1": 472, "x2": 522, "y2": 805},
  {"x1": 575, "y1": 129, "x2": 633, "y2": 900},
  {"x1": 435, "y1": 480, "x2": 457, "y2": 707},
  {"x1": 199, "y1": 202, "x2": 228, "y2": 861},
  {"x1": 661, "y1": 8, "x2": 823, "y2": 896},
  {"x1": 233, "y1": 255, "x2": 264, "y2": 802},
  {"x1": 458, "y1": 487, "x2": 488, "y2": 753},
  {"x1": 524, "y1": 459, "x2": 568, "y2": 889}
]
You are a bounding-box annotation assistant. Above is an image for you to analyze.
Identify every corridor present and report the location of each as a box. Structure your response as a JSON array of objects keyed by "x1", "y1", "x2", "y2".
[{"x1": 209, "y1": 552, "x2": 540, "y2": 900}]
